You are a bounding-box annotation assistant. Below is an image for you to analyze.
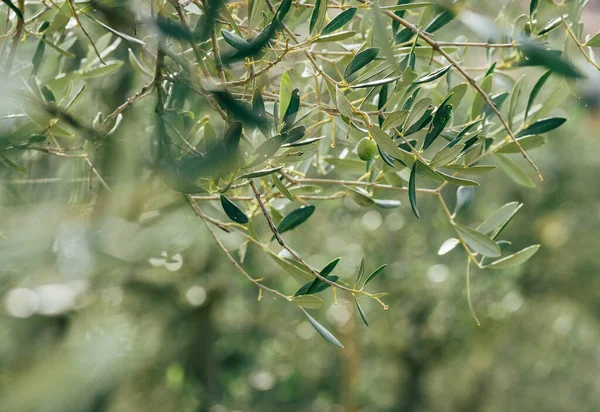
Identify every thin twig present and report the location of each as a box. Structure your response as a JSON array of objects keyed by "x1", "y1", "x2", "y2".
[{"x1": 66, "y1": 0, "x2": 105, "y2": 65}]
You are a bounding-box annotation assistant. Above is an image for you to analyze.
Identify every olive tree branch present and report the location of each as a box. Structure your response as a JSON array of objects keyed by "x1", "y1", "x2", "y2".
[{"x1": 366, "y1": 1, "x2": 543, "y2": 181}]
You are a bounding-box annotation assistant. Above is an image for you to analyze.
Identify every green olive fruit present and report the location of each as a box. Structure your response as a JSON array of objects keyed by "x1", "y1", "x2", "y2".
[{"x1": 357, "y1": 137, "x2": 377, "y2": 161}]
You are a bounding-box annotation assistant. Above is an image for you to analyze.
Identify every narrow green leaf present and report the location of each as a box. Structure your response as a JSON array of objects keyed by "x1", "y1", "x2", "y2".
[
  {"x1": 517, "y1": 117, "x2": 566, "y2": 137},
  {"x1": 369, "y1": 125, "x2": 414, "y2": 166},
  {"x1": 404, "y1": 97, "x2": 432, "y2": 131},
  {"x1": 271, "y1": 251, "x2": 313, "y2": 282},
  {"x1": 344, "y1": 47, "x2": 380, "y2": 80},
  {"x1": 301, "y1": 308, "x2": 344, "y2": 348},
  {"x1": 430, "y1": 144, "x2": 464, "y2": 167},
  {"x1": 277, "y1": 205, "x2": 316, "y2": 235},
  {"x1": 519, "y1": 44, "x2": 582, "y2": 78},
  {"x1": 283, "y1": 136, "x2": 324, "y2": 147},
  {"x1": 497, "y1": 135, "x2": 546, "y2": 153},
  {"x1": 448, "y1": 83, "x2": 468, "y2": 108},
  {"x1": 409, "y1": 162, "x2": 420, "y2": 218},
  {"x1": 454, "y1": 224, "x2": 501, "y2": 257},
  {"x1": 271, "y1": 174, "x2": 295, "y2": 202},
  {"x1": 306, "y1": 257, "x2": 341, "y2": 294},
  {"x1": 335, "y1": 86, "x2": 354, "y2": 118},
  {"x1": 487, "y1": 245, "x2": 540, "y2": 268},
  {"x1": 425, "y1": 11, "x2": 454, "y2": 33},
  {"x1": 538, "y1": 16, "x2": 564, "y2": 36},
  {"x1": 240, "y1": 166, "x2": 284, "y2": 179},
  {"x1": 423, "y1": 98, "x2": 452, "y2": 150},
  {"x1": 381, "y1": 110, "x2": 409, "y2": 130},
  {"x1": 471, "y1": 73, "x2": 493, "y2": 119},
  {"x1": 221, "y1": 29, "x2": 251, "y2": 50},
  {"x1": 283, "y1": 88, "x2": 300, "y2": 131},
  {"x1": 495, "y1": 154, "x2": 536, "y2": 188},
  {"x1": 279, "y1": 72, "x2": 292, "y2": 121},
  {"x1": 381, "y1": 2, "x2": 435, "y2": 11},
  {"x1": 85, "y1": 14, "x2": 145, "y2": 45},
  {"x1": 346, "y1": 186, "x2": 375, "y2": 207},
  {"x1": 476, "y1": 201, "x2": 522, "y2": 238},
  {"x1": 355, "y1": 257, "x2": 366, "y2": 287},
  {"x1": 508, "y1": 75, "x2": 525, "y2": 129},
  {"x1": 525, "y1": 70, "x2": 551, "y2": 122},
  {"x1": 530, "y1": 0, "x2": 539, "y2": 17},
  {"x1": 313, "y1": 30, "x2": 357, "y2": 42},
  {"x1": 292, "y1": 295, "x2": 324, "y2": 309},
  {"x1": 444, "y1": 164, "x2": 496, "y2": 175},
  {"x1": 585, "y1": 31, "x2": 600, "y2": 47},
  {"x1": 246, "y1": 135, "x2": 286, "y2": 168},
  {"x1": 437, "y1": 171, "x2": 480, "y2": 186},
  {"x1": 295, "y1": 274, "x2": 339, "y2": 296},
  {"x1": 350, "y1": 76, "x2": 401, "y2": 89},
  {"x1": 355, "y1": 299, "x2": 370, "y2": 327},
  {"x1": 322, "y1": 7, "x2": 357, "y2": 35},
  {"x1": 364, "y1": 264, "x2": 387, "y2": 286},
  {"x1": 374, "y1": 199, "x2": 401, "y2": 208},
  {"x1": 413, "y1": 65, "x2": 452, "y2": 84},
  {"x1": 2, "y1": 0, "x2": 23, "y2": 21},
  {"x1": 220, "y1": 195, "x2": 249, "y2": 224},
  {"x1": 310, "y1": 0, "x2": 328, "y2": 35}
]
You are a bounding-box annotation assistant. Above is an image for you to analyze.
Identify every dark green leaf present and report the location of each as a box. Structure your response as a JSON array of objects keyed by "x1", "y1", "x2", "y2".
[
  {"x1": 301, "y1": 308, "x2": 344, "y2": 348},
  {"x1": 295, "y1": 274, "x2": 339, "y2": 296},
  {"x1": 408, "y1": 162, "x2": 420, "y2": 219},
  {"x1": 310, "y1": 0, "x2": 328, "y2": 34},
  {"x1": 344, "y1": 48, "x2": 380, "y2": 80},
  {"x1": 322, "y1": 7, "x2": 357, "y2": 35},
  {"x1": 283, "y1": 88, "x2": 300, "y2": 131},
  {"x1": 517, "y1": 117, "x2": 566, "y2": 137},
  {"x1": 2, "y1": 0, "x2": 23, "y2": 21},
  {"x1": 423, "y1": 97, "x2": 452, "y2": 150},
  {"x1": 413, "y1": 65, "x2": 452, "y2": 84},
  {"x1": 220, "y1": 195, "x2": 249, "y2": 224},
  {"x1": 529, "y1": 0, "x2": 538, "y2": 16},
  {"x1": 519, "y1": 44, "x2": 583, "y2": 79},
  {"x1": 283, "y1": 126, "x2": 306, "y2": 144},
  {"x1": 277, "y1": 205, "x2": 316, "y2": 235},
  {"x1": 221, "y1": 29, "x2": 251, "y2": 50},
  {"x1": 425, "y1": 10, "x2": 454, "y2": 33},
  {"x1": 306, "y1": 257, "x2": 341, "y2": 294},
  {"x1": 355, "y1": 299, "x2": 370, "y2": 327},
  {"x1": 364, "y1": 264, "x2": 386, "y2": 286},
  {"x1": 525, "y1": 70, "x2": 551, "y2": 122},
  {"x1": 212, "y1": 90, "x2": 267, "y2": 127}
]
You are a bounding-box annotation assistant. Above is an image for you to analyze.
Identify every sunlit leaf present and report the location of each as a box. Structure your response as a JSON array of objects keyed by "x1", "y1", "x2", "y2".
[
  {"x1": 454, "y1": 224, "x2": 501, "y2": 257},
  {"x1": 486, "y1": 245, "x2": 540, "y2": 268}
]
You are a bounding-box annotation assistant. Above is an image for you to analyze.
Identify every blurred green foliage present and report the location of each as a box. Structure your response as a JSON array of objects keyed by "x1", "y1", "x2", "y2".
[{"x1": 1, "y1": 0, "x2": 600, "y2": 411}]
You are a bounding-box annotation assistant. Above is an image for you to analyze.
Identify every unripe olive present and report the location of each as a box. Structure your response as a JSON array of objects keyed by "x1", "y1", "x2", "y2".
[{"x1": 357, "y1": 137, "x2": 377, "y2": 161}]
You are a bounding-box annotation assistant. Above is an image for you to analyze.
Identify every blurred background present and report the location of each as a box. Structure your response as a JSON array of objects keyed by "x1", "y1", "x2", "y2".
[{"x1": 1, "y1": 0, "x2": 600, "y2": 411}]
